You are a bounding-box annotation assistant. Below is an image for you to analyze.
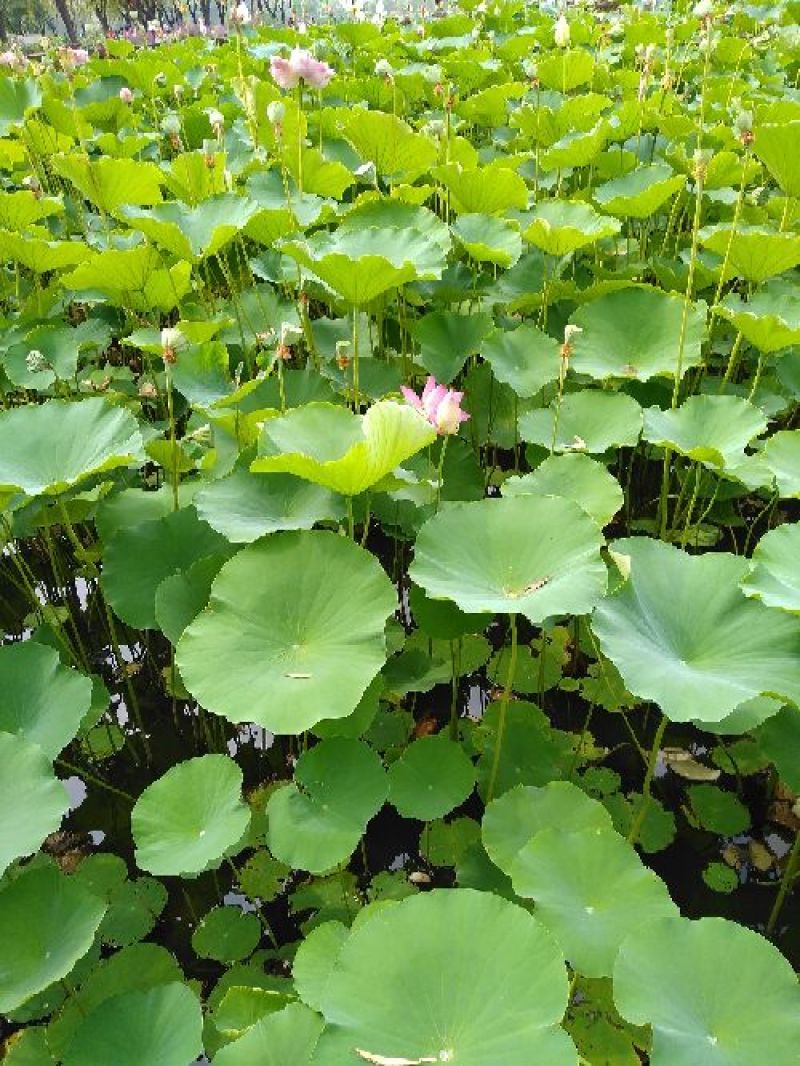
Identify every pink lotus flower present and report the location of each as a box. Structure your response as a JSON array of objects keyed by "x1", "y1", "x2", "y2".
[
  {"x1": 71, "y1": 48, "x2": 90, "y2": 66},
  {"x1": 0, "y1": 51, "x2": 17, "y2": 69},
  {"x1": 270, "y1": 48, "x2": 334, "y2": 91},
  {"x1": 119, "y1": 86, "x2": 133, "y2": 103},
  {"x1": 401, "y1": 375, "x2": 470, "y2": 435}
]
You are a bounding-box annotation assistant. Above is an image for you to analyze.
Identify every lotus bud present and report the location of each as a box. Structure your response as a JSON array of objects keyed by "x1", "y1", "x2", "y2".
[
  {"x1": 692, "y1": 148, "x2": 713, "y2": 183},
  {"x1": 202, "y1": 139, "x2": 217, "y2": 166},
  {"x1": 25, "y1": 350, "x2": 51, "y2": 374},
  {"x1": 160, "y1": 327, "x2": 185, "y2": 364},
  {"x1": 336, "y1": 339, "x2": 351, "y2": 370},
  {"x1": 693, "y1": 0, "x2": 713, "y2": 17},
  {"x1": 733, "y1": 110, "x2": 753, "y2": 145},
  {"x1": 280, "y1": 322, "x2": 303, "y2": 346},
  {"x1": 161, "y1": 113, "x2": 181, "y2": 136},
  {"x1": 554, "y1": 14, "x2": 570, "y2": 48},
  {"x1": 230, "y1": 1, "x2": 251, "y2": 24},
  {"x1": 561, "y1": 324, "x2": 582, "y2": 362},
  {"x1": 375, "y1": 58, "x2": 393, "y2": 79},
  {"x1": 119, "y1": 86, "x2": 133, "y2": 104},
  {"x1": 207, "y1": 107, "x2": 225, "y2": 134},
  {"x1": 267, "y1": 99, "x2": 286, "y2": 125},
  {"x1": 139, "y1": 380, "x2": 158, "y2": 399}
]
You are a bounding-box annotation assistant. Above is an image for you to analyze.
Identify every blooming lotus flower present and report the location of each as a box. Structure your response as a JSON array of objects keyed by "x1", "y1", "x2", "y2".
[
  {"x1": 270, "y1": 48, "x2": 334, "y2": 91},
  {"x1": 119, "y1": 86, "x2": 133, "y2": 103},
  {"x1": 401, "y1": 376, "x2": 470, "y2": 436},
  {"x1": 554, "y1": 14, "x2": 570, "y2": 48},
  {"x1": 230, "y1": 2, "x2": 251, "y2": 24},
  {"x1": 71, "y1": 47, "x2": 90, "y2": 65}
]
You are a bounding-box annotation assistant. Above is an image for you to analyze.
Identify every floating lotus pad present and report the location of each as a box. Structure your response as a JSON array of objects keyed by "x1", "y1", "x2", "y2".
[
  {"x1": 592, "y1": 538, "x2": 800, "y2": 722},
  {"x1": 642, "y1": 395, "x2": 767, "y2": 472},
  {"x1": 387, "y1": 733, "x2": 476, "y2": 821},
  {"x1": 568, "y1": 288, "x2": 706, "y2": 381},
  {"x1": 252, "y1": 401, "x2": 437, "y2": 496},
  {"x1": 0, "y1": 398, "x2": 143, "y2": 497},
  {"x1": 511, "y1": 827, "x2": 678, "y2": 977},
  {"x1": 613, "y1": 916, "x2": 800, "y2": 1065},
  {"x1": 177, "y1": 532, "x2": 396, "y2": 733},
  {"x1": 0, "y1": 641, "x2": 92, "y2": 758},
  {"x1": 410, "y1": 496, "x2": 606, "y2": 623},
  {"x1": 503, "y1": 453, "x2": 624, "y2": 526},
  {"x1": 131, "y1": 754, "x2": 250, "y2": 877},
  {"x1": 312, "y1": 889, "x2": 577, "y2": 1065},
  {"x1": 266, "y1": 739, "x2": 388, "y2": 873}
]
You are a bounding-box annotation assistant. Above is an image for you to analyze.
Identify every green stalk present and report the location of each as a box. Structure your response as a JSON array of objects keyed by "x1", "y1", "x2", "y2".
[
  {"x1": 628, "y1": 715, "x2": 667, "y2": 847},
  {"x1": 486, "y1": 614, "x2": 518, "y2": 804},
  {"x1": 766, "y1": 830, "x2": 800, "y2": 937}
]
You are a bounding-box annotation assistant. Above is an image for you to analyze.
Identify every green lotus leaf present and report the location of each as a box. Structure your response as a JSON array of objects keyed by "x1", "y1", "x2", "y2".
[
  {"x1": 214, "y1": 1003, "x2": 324, "y2": 1066},
  {"x1": 715, "y1": 279, "x2": 800, "y2": 353},
  {"x1": 0, "y1": 76, "x2": 42, "y2": 135},
  {"x1": 195, "y1": 467, "x2": 343, "y2": 543},
  {"x1": 741, "y1": 523, "x2": 800, "y2": 612},
  {"x1": 177, "y1": 532, "x2": 396, "y2": 733},
  {"x1": 342, "y1": 110, "x2": 438, "y2": 180},
  {"x1": 503, "y1": 453, "x2": 624, "y2": 526},
  {"x1": 0, "y1": 642, "x2": 92, "y2": 758},
  {"x1": 280, "y1": 227, "x2": 446, "y2": 305},
  {"x1": 388, "y1": 734, "x2": 476, "y2": 820},
  {"x1": 0, "y1": 731, "x2": 69, "y2": 877},
  {"x1": 642, "y1": 395, "x2": 767, "y2": 471},
  {"x1": 698, "y1": 225, "x2": 800, "y2": 284},
  {"x1": 293, "y1": 920, "x2": 349, "y2": 1012},
  {"x1": 540, "y1": 122, "x2": 607, "y2": 172},
  {"x1": 482, "y1": 781, "x2": 613, "y2": 878},
  {"x1": 0, "y1": 398, "x2": 143, "y2": 497},
  {"x1": 0, "y1": 864, "x2": 106, "y2": 1013},
  {"x1": 432, "y1": 161, "x2": 529, "y2": 215},
  {"x1": 46, "y1": 943, "x2": 183, "y2": 1061},
  {"x1": 409, "y1": 496, "x2": 606, "y2": 622},
  {"x1": 338, "y1": 199, "x2": 452, "y2": 258},
  {"x1": 252, "y1": 401, "x2": 436, "y2": 496},
  {"x1": 482, "y1": 322, "x2": 561, "y2": 398},
  {"x1": 758, "y1": 705, "x2": 800, "y2": 791},
  {"x1": 592, "y1": 537, "x2": 800, "y2": 722},
  {"x1": 0, "y1": 230, "x2": 92, "y2": 273},
  {"x1": 61, "y1": 245, "x2": 175, "y2": 297},
  {"x1": 569, "y1": 288, "x2": 707, "y2": 381},
  {"x1": 266, "y1": 739, "x2": 387, "y2": 873},
  {"x1": 522, "y1": 200, "x2": 621, "y2": 257},
  {"x1": 312, "y1": 889, "x2": 576, "y2": 1065},
  {"x1": 0, "y1": 190, "x2": 62, "y2": 230},
  {"x1": 453, "y1": 212, "x2": 523, "y2": 267},
  {"x1": 413, "y1": 309, "x2": 493, "y2": 383},
  {"x1": 408, "y1": 582, "x2": 492, "y2": 640},
  {"x1": 594, "y1": 164, "x2": 685, "y2": 219},
  {"x1": 121, "y1": 194, "x2": 259, "y2": 263},
  {"x1": 613, "y1": 916, "x2": 800, "y2": 1065},
  {"x1": 537, "y1": 48, "x2": 595, "y2": 92},
  {"x1": 62, "y1": 982, "x2": 203, "y2": 1066},
  {"x1": 155, "y1": 553, "x2": 229, "y2": 645},
  {"x1": 102, "y1": 506, "x2": 227, "y2": 629},
  {"x1": 519, "y1": 390, "x2": 643, "y2": 453},
  {"x1": 4, "y1": 319, "x2": 111, "y2": 391},
  {"x1": 753, "y1": 121, "x2": 800, "y2": 199},
  {"x1": 763, "y1": 430, "x2": 800, "y2": 497},
  {"x1": 131, "y1": 754, "x2": 251, "y2": 876},
  {"x1": 687, "y1": 784, "x2": 749, "y2": 836},
  {"x1": 511, "y1": 827, "x2": 677, "y2": 977},
  {"x1": 191, "y1": 906, "x2": 262, "y2": 963},
  {"x1": 51, "y1": 155, "x2": 164, "y2": 214}
]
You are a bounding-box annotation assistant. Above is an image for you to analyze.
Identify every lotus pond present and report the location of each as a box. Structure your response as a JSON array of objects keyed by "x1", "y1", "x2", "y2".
[{"x1": 2, "y1": 3, "x2": 800, "y2": 1063}]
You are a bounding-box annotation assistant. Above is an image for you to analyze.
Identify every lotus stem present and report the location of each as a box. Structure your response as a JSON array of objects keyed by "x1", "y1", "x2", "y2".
[
  {"x1": 628, "y1": 714, "x2": 667, "y2": 848},
  {"x1": 435, "y1": 436, "x2": 448, "y2": 512},
  {"x1": 164, "y1": 367, "x2": 180, "y2": 512},
  {"x1": 486, "y1": 613, "x2": 518, "y2": 805},
  {"x1": 766, "y1": 829, "x2": 800, "y2": 937}
]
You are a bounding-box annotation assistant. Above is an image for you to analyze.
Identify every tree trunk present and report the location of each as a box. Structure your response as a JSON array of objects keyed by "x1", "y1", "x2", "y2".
[{"x1": 54, "y1": 0, "x2": 79, "y2": 42}]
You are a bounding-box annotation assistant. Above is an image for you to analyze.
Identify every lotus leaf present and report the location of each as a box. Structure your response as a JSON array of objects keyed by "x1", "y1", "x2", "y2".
[
  {"x1": 0, "y1": 642, "x2": 91, "y2": 757},
  {"x1": 0, "y1": 731, "x2": 69, "y2": 877},
  {"x1": 503, "y1": 453, "x2": 623, "y2": 526},
  {"x1": 741, "y1": 523, "x2": 800, "y2": 612},
  {"x1": 642, "y1": 395, "x2": 767, "y2": 471}
]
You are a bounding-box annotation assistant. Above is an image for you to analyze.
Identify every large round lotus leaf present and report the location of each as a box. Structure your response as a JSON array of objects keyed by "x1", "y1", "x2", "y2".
[
  {"x1": 177, "y1": 532, "x2": 396, "y2": 734},
  {"x1": 698, "y1": 225, "x2": 800, "y2": 284},
  {"x1": 214, "y1": 1002, "x2": 324, "y2": 1066},
  {"x1": 0, "y1": 864, "x2": 106, "y2": 1013},
  {"x1": 757, "y1": 705, "x2": 800, "y2": 791},
  {"x1": 0, "y1": 642, "x2": 91, "y2": 758},
  {"x1": 753, "y1": 121, "x2": 800, "y2": 198},
  {"x1": 520, "y1": 390, "x2": 643, "y2": 453},
  {"x1": 409, "y1": 496, "x2": 606, "y2": 623},
  {"x1": 0, "y1": 731, "x2": 69, "y2": 876},
  {"x1": 121, "y1": 194, "x2": 259, "y2": 262},
  {"x1": 481, "y1": 322, "x2": 561, "y2": 398},
  {"x1": 413, "y1": 309, "x2": 493, "y2": 383},
  {"x1": 0, "y1": 398, "x2": 143, "y2": 497},
  {"x1": 482, "y1": 781, "x2": 613, "y2": 878},
  {"x1": 476, "y1": 700, "x2": 575, "y2": 800},
  {"x1": 568, "y1": 288, "x2": 706, "y2": 381},
  {"x1": 195, "y1": 467, "x2": 344, "y2": 543},
  {"x1": 592, "y1": 538, "x2": 800, "y2": 722},
  {"x1": 313, "y1": 889, "x2": 576, "y2": 1065},
  {"x1": 252, "y1": 401, "x2": 437, "y2": 496},
  {"x1": 387, "y1": 734, "x2": 476, "y2": 821},
  {"x1": 191, "y1": 905, "x2": 261, "y2": 963},
  {"x1": 453, "y1": 213, "x2": 523, "y2": 268},
  {"x1": 266, "y1": 739, "x2": 387, "y2": 873},
  {"x1": 102, "y1": 505, "x2": 227, "y2": 629},
  {"x1": 154, "y1": 553, "x2": 228, "y2": 645},
  {"x1": 131, "y1": 754, "x2": 250, "y2": 876},
  {"x1": 741, "y1": 523, "x2": 800, "y2": 613},
  {"x1": 522, "y1": 199, "x2": 620, "y2": 256},
  {"x1": 594, "y1": 164, "x2": 685, "y2": 219},
  {"x1": 763, "y1": 430, "x2": 800, "y2": 497},
  {"x1": 503, "y1": 453, "x2": 623, "y2": 526},
  {"x1": 293, "y1": 920, "x2": 349, "y2": 1013},
  {"x1": 642, "y1": 395, "x2": 767, "y2": 472},
  {"x1": 511, "y1": 827, "x2": 677, "y2": 977},
  {"x1": 62, "y1": 982, "x2": 203, "y2": 1066},
  {"x1": 280, "y1": 226, "x2": 446, "y2": 304},
  {"x1": 409, "y1": 582, "x2": 492, "y2": 640},
  {"x1": 613, "y1": 916, "x2": 800, "y2": 1065},
  {"x1": 716, "y1": 280, "x2": 800, "y2": 353}
]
